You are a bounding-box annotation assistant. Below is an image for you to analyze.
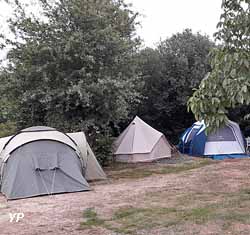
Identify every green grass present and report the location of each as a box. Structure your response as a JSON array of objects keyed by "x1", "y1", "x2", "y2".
[
  {"x1": 80, "y1": 205, "x2": 217, "y2": 234},
  {"x1": 80, "y1": 208, "x2": 105, "y2": 228},
  {"x1": 80, "y1": 187, "x2": 250, "y2": 234},
  {"x1": 180, "y1": 207, "x2": 214, "y2": 224},
  {"x1": 109, "y1": 159, "x2": 216, "y2": 180},
  {"x1": 111, "y1": 207, "x2": 181, "y2": 234},
  {"x1": 80, "y1": 160, "x2": 250, "y2": 234}
]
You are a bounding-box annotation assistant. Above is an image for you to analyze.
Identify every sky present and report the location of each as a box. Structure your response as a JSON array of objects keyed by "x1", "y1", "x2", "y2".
[
  {"x1": 0, "y1": 0, "x2": 223, "y2": 59},
  {"x1": 126, "y1": 0, "x2": 222, "y2": 47}
]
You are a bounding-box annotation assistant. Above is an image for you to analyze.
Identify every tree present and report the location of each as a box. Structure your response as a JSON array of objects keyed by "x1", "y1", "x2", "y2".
[
  {"x1": 188, "y1": 0, "x2": 250, "y2": 133},
  {"x1": 0, "y1": 70, "x2": 17, "y2": 137},
  {"x1": 1, "y1": 0, "x2": 142, "y2": 164},
  {"x1": 137, "y1": 29, "x2": 214, "y2": 142}
]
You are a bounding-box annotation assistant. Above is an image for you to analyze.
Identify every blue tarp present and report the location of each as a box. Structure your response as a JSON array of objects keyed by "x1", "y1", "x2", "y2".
[{"x1": 208, "y1": 154, "x2": 250, "y2": 160}]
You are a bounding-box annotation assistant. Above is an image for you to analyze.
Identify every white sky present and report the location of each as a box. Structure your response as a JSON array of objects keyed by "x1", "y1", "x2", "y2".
[
  {"x1": 127, "y1": 0, "x2": 222, "y2": 47},
  {"x1": 0, "y1": 0, "x2": 223, "y2": 59},
  {"x1": 0, "y1": 1, "x2": 12, "y2": 36}
]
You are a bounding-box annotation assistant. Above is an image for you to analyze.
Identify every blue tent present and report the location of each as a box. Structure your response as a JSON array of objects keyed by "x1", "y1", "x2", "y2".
[{"x1": 179, "y1": 120, "x2": 248, "y2": 160}]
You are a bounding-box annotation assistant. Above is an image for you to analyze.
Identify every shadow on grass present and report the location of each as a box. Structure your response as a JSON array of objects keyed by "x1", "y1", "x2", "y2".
[{"x1": 107, "y1": 159, "x2": 217, "y2": 180}]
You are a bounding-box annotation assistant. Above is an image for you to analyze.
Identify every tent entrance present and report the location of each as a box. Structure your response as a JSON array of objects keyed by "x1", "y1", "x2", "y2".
[
  {"x1": 1, "y1": 140, "x2": 90, "y2": 199},
  {"x1": 36, "y1": 168, "x2": 57, "y2": 196},
  {"x1": 184, "y1": 126, "x2": 201, "y2": 154}
]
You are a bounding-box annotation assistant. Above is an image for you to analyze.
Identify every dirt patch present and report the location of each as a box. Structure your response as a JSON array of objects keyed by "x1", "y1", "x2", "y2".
[{"x1": 1, "y1": 158, "x2": 250, "y2": 234}]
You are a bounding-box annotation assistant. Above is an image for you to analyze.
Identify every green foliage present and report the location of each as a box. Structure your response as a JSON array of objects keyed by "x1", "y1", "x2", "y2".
[
  {"x1": 91, "y1": 133, "x2": 115, "y2": 166},
  {"x1": 2, "y1": 0, "x2": 247, "y2": 165},
  {"x1": 0, "y1": 122, "x2": 16, "y2": 138},
  {"x1": 1, "y1": 0, "x2": 142, "y2": 165},
  {"x1": 137, "y1": 29, "x2": 214, "y2": 142},
  {"x1": 188, "y1": 0, "x2": 250, "y2": 132},
  {"x1": 0, "y1": 69, "x2": 18, "y2": 137}
]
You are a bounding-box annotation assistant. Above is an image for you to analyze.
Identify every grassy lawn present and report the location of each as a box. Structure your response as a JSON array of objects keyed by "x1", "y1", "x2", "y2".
[
  {"x1": 80, "y1": 187, "x2": 250, "y2": 234},
  {"x1": 78, "y1": 158, "x2": 250, "y2": 234},
  {"x1": 106, "y1": 158, "x2": 217, "y2": 180}
]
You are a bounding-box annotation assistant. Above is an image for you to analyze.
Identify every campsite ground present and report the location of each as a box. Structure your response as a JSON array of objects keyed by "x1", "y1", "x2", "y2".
[{"x1": 1, "y1": 156, "x2": 250, "y2": 235}]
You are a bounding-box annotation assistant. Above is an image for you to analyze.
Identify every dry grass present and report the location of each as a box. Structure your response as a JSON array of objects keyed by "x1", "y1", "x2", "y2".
[
  {"x1": 3, "y1": 157, "x2": 250, "y2": 235},
  {"x1": 79, "y1": 159, "x2": 250, "y2": 235},
  {"x1": 80, "y1": 187, "x2": 250, "y2": 234},
  {"x1": 107, "y1": 158, "x2": 216, "y2": 180}
]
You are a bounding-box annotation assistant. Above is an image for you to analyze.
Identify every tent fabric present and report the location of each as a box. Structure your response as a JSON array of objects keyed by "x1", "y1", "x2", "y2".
[
  {"x1": 0, "y1": 131, "x2": 78, "y2": 162},
  {"x1": 191, "y1": 131, "x2": 206, "y2": 156},
  {"x1": 21, "y1": 126, "x2": 56, "y2": 132},
  {"x1": 115, "y1": 116, "x2": 163, "y2": 154},
  {"x1": 116, "y1": 136, "x2": 171, "y2": 163},
  {"x1": 0, "y1": 127, "x2": 106, "y2": 199},
  {"x1": 67, "y1": 132, "x2": 106, "y2": 181},
  {"x1": 114, "y1": 116, "x2": 172, "y2": 162},
  {"x1": 227, "y1": 121, "x2": 246, "y2": 152},
  {"x1": 0, "y1": 136, "x2": 12, "y2": 154},
  {"x1": 210, "y1": 154, "x2": 249, "y2": 160},
  {"x1": 179, "y1": 120, "x2": 247, "y2": 159},
  {"x1": 1, "y1": 141, "x2": 90, "y2": 200}
]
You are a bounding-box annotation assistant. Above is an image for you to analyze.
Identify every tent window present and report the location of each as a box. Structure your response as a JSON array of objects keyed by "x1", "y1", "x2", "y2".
[{"x1": 207, "y1": 126, "x2": 236, "y2": 142}]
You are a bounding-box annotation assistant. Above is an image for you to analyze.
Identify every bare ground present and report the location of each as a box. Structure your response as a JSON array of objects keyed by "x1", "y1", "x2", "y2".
[{"x1": 1, "y1": 158, "x2": 250, "y2": 235}]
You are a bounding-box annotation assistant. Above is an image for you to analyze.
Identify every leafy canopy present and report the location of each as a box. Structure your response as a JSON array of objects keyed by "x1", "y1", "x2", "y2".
[
  {"x1": 137, "y1": 29, "x2": 214, "y2": 142},
  {"x1": 0, "y1": 0, "x2": 142, "y2": 163},
  {"x1": 1, "y1": 0, "x2": 142, "y2": 133},
  {"x1": 188, "y1": 0, "x2": 250, "y2": 132}
]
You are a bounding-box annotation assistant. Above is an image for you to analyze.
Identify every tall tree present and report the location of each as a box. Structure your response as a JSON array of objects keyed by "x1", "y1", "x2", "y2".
[
  {"x1": 1, "y1": 0, "x2": 142, "y2": 133},
  {"x1": 0, "y1": 69, "x2": 17, "y2": 137},
  {"x1": 188, "y1": 0, "x2": 250, "y2": 132},
  {"x1": 0, "y1": 0, "x2": 143, "y2": 164},
  {"x1": 137, "y1": 29, "x2": 214, "y2": 142}
]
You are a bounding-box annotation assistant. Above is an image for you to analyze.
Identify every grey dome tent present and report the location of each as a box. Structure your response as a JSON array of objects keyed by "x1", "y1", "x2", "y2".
[
  {"x1": 114, "y1": 116, "x2": 172, "y2": 162},
  {"x1": 0, "y1": 126, "x2": 106, "y2": 199}
]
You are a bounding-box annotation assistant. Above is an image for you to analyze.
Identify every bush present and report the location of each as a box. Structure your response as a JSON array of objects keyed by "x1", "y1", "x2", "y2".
[
  {"x1": 0, "y1": 122, "x2": 17, "y2": 138},
  {"x1": 92, "y1": 133, "x2": 115, "y2": 167}
]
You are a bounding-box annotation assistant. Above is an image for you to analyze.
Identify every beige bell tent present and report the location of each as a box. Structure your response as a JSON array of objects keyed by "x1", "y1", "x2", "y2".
[
  {"x1": 0, "y1": 126, "x2": 106, "y2": 199},
  {"x1": 114, "y1": 116, "x2": 172, "y2": 162}
]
